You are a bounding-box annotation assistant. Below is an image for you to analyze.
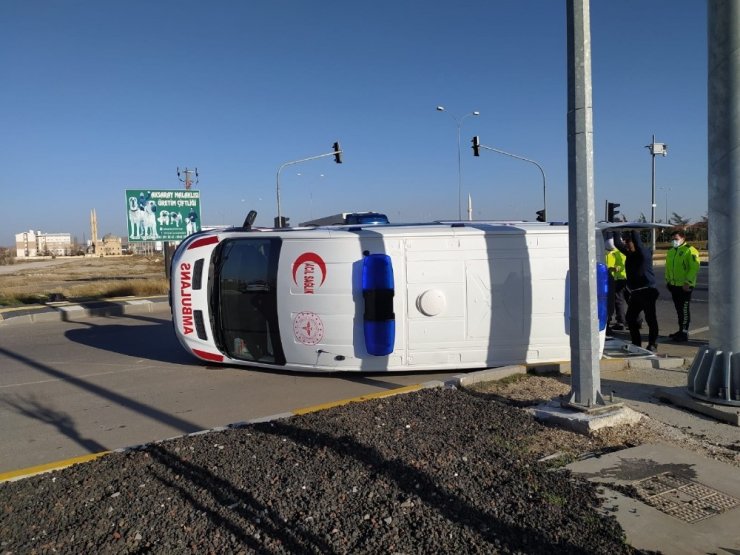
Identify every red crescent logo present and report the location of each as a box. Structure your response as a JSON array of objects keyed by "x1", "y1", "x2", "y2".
[{"x1": 292, "y1": 252, "x2": 327, "y2": 286}]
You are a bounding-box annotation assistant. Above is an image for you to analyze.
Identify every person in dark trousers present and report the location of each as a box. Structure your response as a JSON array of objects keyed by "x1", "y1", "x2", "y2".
[
  {"x1": 665, "y1": 229, "x2": 701, "y2": 342},
  {"x1": 604, "y1": 236, "x2": 629, "y2": 333},
  {"x1": 612, "y1": 230, "x2": 660, "y2": 352}
]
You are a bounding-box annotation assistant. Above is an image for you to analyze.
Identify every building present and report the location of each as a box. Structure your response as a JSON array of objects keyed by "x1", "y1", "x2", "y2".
[
  {"x1": 15, "y1": 230, "x2": 73, "y2": 258},
  {"x1": 95, "y1": 234, "x2": 123, "y2": 256}
]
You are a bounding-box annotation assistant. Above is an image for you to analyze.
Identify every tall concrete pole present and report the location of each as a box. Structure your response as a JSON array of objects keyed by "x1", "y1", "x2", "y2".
[
  {"x1": 566, "y1": 0, "x2": 604, "y2": 407},
  {"x1": 708, "y1": 0, "x2": 740, "y2": 354},
  {"x1": 688, "y1": 0, "x2": 740, "y2": 406}
]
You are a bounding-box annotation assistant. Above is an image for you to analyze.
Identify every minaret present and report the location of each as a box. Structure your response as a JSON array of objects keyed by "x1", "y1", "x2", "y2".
[{"x1": 90, "y1": 209, "x2": 98, "y2": 252}]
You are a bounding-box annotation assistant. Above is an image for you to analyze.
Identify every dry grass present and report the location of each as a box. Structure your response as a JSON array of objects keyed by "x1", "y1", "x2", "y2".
[{"x1": 0, "y1": 256, "x2": 169, "y2": 306}]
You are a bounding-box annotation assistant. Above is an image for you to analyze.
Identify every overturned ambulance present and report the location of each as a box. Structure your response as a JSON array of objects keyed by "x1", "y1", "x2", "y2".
[{"x1": 170, "y1": 220, "x2": 607, "y2": 372}]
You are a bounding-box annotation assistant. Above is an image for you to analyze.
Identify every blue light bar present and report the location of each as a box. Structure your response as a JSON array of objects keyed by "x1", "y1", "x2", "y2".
[
  {"x1": 362, "y1": 254, "x2": 395, "y2": 356},
  {"x1": 596, "y1": 262, "x2": 608, "y2": 331}
]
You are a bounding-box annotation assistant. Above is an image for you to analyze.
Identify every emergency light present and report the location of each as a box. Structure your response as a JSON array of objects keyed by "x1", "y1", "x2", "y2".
[
  {"x1": 597, "y1": 262, "x2": 608, "y2": 331},
  {"x1": 362, "y1": 254, "x2": 395, "y2": 356}
]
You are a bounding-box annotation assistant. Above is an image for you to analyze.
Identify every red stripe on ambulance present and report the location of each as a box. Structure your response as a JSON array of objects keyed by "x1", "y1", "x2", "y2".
[{"x1": 180, "y1": 262, "x2": 193, "y2": 334}]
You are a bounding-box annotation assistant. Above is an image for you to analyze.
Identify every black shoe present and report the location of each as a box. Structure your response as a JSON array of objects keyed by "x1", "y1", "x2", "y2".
[
  {"x1": 611, "y1": 323, "x2": 625, "y2": 331},
  {"x1": 672, "y1": 332, "x2": 688, "y2": 342},
  {"x1": 668, "y1": 331, "x2": 681, "y2": 339},
  {"x1": 647, "y1": 344, "x2": 658, "y2": 353}
]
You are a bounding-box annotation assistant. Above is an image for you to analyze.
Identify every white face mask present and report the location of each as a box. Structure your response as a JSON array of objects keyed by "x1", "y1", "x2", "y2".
[{"x1": 671, "y1": 239, "x2": 683, "y2": 248}]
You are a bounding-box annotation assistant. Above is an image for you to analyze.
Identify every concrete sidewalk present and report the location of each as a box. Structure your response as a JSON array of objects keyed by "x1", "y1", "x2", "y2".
[{"x1": 567, "y1": 444, "x2": 740, "y2": 554}]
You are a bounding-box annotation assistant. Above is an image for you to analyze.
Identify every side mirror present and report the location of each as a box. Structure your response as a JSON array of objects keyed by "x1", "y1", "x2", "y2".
[{"x1": 242, "y1": 210, "x2": 258, "y2": 229}]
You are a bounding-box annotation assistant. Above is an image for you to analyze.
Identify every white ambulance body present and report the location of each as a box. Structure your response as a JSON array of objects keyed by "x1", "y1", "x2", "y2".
[{"x1": 170, "y1": 221, "x2": 607, "y2": 372}]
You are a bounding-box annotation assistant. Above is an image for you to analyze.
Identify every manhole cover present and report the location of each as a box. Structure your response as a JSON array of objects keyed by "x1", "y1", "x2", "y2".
[{"x1": 633, "y1": 472, "x2": 740, "y2": 523}]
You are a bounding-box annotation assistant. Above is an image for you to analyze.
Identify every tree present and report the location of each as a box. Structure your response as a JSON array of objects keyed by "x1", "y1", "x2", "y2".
[{"x1": 669, "y1": 212, "x2": 690, "y2": 226}]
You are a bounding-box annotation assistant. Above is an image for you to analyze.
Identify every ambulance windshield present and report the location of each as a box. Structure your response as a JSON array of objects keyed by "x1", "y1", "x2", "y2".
[{"x1": 212, "y1": 238, "x2": 285, "y2": 365}]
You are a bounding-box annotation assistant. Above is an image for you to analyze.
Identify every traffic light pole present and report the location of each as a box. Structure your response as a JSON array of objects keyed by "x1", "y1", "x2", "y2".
[
  {"x1": 475, "y1": 143, "x2": 547, "y2": 221},
  {"x1": 276, "y1": 146, "x2": 342, "y2": 228}
]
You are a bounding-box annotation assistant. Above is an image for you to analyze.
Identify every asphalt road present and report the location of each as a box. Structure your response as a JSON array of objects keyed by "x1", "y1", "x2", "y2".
[{"x1": 0, "y1": 308, "x2": 464, "y2": 474}]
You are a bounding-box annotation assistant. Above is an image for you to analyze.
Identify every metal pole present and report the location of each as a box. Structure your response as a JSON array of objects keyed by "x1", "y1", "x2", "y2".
[
  {"x1": 687, "y1": 0, "x2": 740, "y2": 406},
  {"x1": 651, "y1": 134, "x2": 657, "y2": 250},
  {"x1": 665, "y1": 189, "x2": 669, "y2": 222},
  {"x1": 276, "y1": 166, "x2": 283, "y2": 227},
  {"x1": 437, "y1": 107, "x2": 479, "y2": 220},
  {"x1": 478, "y1": 145, "x2": 547, "y2": 219},
  {"x1": 566, "y1": 0, "x2": 604, "y2": 408},
  {"x1": 275, "y1": 151, "x2": 340, "y2": 228},
  {"x1": 456, "y1": 122, "x2": 463, "y2": 220},
  {"x1": 708, "y1": 0, "x2": 740, "y2": 355}
]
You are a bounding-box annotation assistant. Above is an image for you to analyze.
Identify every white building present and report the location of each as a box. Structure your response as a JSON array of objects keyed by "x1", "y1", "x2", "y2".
[{"x1": 15, "y1": 230, "x2": 73, "y2": 258}]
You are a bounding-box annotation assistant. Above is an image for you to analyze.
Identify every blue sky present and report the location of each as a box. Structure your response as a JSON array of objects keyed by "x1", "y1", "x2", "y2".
[{"x1": 1, "y1": 0, "x2": 707, "y2": 246}]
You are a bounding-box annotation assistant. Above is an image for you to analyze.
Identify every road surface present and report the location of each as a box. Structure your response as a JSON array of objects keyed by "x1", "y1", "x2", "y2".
[{"x1": 0, "y1": 308, "x2": 463, "y2": 473}]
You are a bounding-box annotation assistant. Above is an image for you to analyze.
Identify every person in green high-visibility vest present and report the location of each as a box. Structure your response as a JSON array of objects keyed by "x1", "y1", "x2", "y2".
[
  {"x1": 604, "y1": 236, "x2": 629, "y2": 334},
  {"x1": 665, "y1": 229, "x2": 701, "y2": 342}
]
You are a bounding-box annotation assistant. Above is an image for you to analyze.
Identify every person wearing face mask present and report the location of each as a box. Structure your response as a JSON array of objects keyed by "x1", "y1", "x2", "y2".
[
  {"x1": 613, "y1": 229, "x2": 659, "y2": 352},
  {"x1": 665, "y1": 229, "x2": 701, "y2": 342}
]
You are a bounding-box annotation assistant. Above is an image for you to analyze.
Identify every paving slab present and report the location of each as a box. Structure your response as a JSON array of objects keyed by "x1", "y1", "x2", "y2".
[{"x1": 567, "y1": 443, "x2": 740, "y2": 554}]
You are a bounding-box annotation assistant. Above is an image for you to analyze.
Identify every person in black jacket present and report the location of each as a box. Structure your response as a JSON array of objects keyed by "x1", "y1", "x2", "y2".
[{"x1": 612, "y1": 230, "x2": 659, "y2": 352}]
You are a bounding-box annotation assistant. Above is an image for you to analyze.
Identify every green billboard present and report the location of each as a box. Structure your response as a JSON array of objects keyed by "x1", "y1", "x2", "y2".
[{"x1": 126, "y1": 189, "x2": 202, "y2": 242}]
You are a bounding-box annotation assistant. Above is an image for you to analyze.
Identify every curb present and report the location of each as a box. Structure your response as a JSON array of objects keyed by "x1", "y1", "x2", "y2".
[{"x1": 0, "y1": 296, "x2": 170, "y2": 323}]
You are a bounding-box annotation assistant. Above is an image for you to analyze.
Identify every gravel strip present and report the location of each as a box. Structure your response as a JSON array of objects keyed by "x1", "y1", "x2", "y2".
[{"x1": 1, "y1": 388, "x2": 644, "y2": 554}]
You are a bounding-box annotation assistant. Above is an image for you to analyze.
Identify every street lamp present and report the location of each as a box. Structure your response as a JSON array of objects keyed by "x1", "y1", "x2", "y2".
[
  {"x1": 646, "y1": 135, "x2": 668, "y2": 251},
  {"x1": 437, "y1": 106, "x2": 480, "y2": 219},
  {"x1": 659, "y1": 186, "x2": 672, "y2": 223}
]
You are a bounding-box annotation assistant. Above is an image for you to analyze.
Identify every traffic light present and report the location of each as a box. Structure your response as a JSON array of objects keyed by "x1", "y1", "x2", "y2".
[
  {"x1": 333, "y1": 142, "x2": 342, "y2": 164},
  {"x1": 536, "y1": 209, "x2": 546, "y2": 222},
  {"x1": 471, "y1": 136, "x2": 480, "y2": 156},
  {"x1": 273, "y1": 216, "x2": 290, "y2": 228},
  {"x1": 607, "y1": 202, "x2": 620, "y2": 222}
]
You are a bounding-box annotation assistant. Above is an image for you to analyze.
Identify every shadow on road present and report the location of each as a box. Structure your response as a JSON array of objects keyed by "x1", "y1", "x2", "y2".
[
  {"x1": 0, "y1": 342, "x2": 206, "y2": 450},
  {"x1": 63, "y1": 313, "x2": 194, "y2": 365},
  {"x1": 0, "y1": 394, "x2": 108, "y2": 454}
]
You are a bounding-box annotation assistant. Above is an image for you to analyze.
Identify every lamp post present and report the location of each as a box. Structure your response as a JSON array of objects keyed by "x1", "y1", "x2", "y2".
[
  {"x1": 436, "y1": 106, "x2": 480, "y2": 219},
  {"x1": 296, "y1": 172, "x2": 324, "y2": 221},
  {"x1": 660, "y1": 186, "x2": 671, "y2": 223},
  {"x1": 646, "y1": 135, "x2": 668, "y2": 251}
]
